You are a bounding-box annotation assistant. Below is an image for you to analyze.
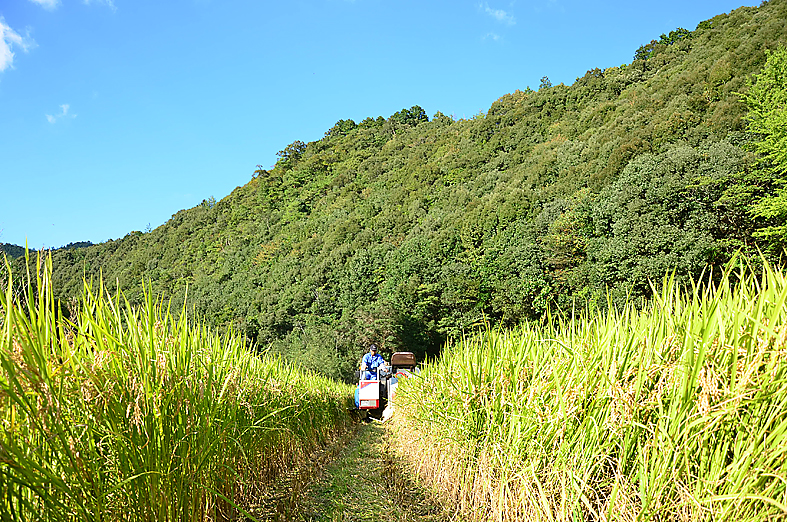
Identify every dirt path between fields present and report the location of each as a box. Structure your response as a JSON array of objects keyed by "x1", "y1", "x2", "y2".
[{"x1": 251, "y1": 421, "x2": 457, "y2": 522}]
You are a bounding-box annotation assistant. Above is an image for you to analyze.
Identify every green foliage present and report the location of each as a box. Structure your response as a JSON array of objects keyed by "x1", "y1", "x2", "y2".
[
  {"x1": 276, "y1": 139, "x2": 307, "y2": 169},
  {"x1": 28, "y1": 0, "x2": 787, "y2": 380},
  {"x1": 744, "y1": 46, "x2": 787, "y2": 170},
  {"x1": 389, "y1": 105, "x2": 429, "y2": 126},
  {"x1": 0, "y1": 243, "x2": 28, "y2": 259},
  {"x1": 582, "y1": 141, "x2": 751, "y2": 304},
  {"x1": 741, "y1": 46, "x2": 787, "y2": 244},
  {"x1": 325, "y1": 118, "x2": 358, "y2": 137},
  {"x1": 635, "y1": 27, "x2": 692, "y2": 61}
]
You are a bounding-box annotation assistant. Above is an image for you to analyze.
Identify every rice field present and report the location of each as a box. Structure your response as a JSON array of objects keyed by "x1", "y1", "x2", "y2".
[
  {"x1": 0, "y1": 254, "x2": 355, "y2": 521},
  {"x1": 392, "y1": 261, "x2": 787, "y2": 521}
]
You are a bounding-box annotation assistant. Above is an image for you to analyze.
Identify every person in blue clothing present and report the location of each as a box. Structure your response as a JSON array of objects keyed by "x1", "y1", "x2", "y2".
[{"x1": 360, "y1": 344, "x2": 386, "y2": 380}]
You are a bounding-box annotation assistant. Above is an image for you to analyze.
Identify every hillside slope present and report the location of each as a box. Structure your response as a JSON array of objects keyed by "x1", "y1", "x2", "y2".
[
  {"x1": 1, "y1": 243, "x2": 27, "y2": 259},
  {"x1": 37, "y1": 0, "x2": 787, "y2": 379}
]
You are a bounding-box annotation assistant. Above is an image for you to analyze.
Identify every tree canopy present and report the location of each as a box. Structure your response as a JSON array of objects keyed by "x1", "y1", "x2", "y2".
[{"x1": 742, "y1": 47, "x2": 787, "y2": 244}]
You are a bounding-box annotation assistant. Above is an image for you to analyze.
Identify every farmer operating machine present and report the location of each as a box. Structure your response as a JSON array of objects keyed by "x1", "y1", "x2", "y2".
[{"x1": 354, "y1": 352, "x2": 418, "y2": 418}]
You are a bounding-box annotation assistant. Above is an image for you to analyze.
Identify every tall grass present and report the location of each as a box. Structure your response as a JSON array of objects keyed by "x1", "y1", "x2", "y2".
[
  {"x1": 392, "y1": 261, "x2": 787, "y2": 521},
  {"x1": 0, "y1": 253, "x2": 354, "y2": 521}
]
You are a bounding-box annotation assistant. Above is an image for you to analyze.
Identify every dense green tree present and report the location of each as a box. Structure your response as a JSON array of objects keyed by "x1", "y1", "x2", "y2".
[
  {"x1": 325, "y1": 119, "x2": 358, "y2": 137},
  {"x1": 742, "y1": 47, "x2": 787, "y2": 244},
  {"x1": 276, "y1": 140, "x2": 307, "y2": 169},
  {"x1": 635, "y1": 27, "x2": 691, "y2": 61},
  {"x1": 390, "y1": 105, "x2": 429, "y2": 126},
  {"x1": 1, "y1": 243, "x2": 29, "y2": 259}
]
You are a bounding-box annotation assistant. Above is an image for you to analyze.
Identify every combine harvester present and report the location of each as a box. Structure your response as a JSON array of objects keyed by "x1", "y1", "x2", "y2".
[{"x1": 354, "y1": 352, "x2": 418, "y2": 420}]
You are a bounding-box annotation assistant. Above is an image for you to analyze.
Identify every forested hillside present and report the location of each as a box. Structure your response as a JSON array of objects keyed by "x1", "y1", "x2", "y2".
[
  {"x1": 23, "y1": 0, "x2": 787, "y2": 380},
  {"x1": 0, "y1": 243, "x2": 27, "y2": 259}
]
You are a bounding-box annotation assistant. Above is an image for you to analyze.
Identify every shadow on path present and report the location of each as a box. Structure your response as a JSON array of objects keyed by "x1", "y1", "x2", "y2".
[{"x1": 256, "y1": 421, "x2": 457, "y2": 522}]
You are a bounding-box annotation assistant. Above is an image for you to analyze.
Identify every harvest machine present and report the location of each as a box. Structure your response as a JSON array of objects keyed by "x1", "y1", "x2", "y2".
[{"x1": 354, "y1": 351, "x2": 418, "y2": 419}]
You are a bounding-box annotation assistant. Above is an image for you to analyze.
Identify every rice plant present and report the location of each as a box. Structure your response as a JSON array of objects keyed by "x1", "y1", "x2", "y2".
[
  {"x1": 392, "y1": 260, "x2": 787, "y2": 521},
  {"x1": 0, "y1": 253, "x2": 354, "y2": 521}
]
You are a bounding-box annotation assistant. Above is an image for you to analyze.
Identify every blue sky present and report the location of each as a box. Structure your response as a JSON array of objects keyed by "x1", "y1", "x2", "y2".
[{"x1": 0, "y1": 0, "x2": 755, "y2": 249}]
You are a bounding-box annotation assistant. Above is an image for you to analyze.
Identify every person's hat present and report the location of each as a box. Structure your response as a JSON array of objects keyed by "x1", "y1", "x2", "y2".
[{"x1": 369, "y1": 344, "x2": 378, "y2": 352}]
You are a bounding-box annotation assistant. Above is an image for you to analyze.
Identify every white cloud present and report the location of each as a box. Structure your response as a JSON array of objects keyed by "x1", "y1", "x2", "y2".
[
  {"x1": 83, "y1": 0, "x2": 117, "y2": 12},
  {"x1": 0, "y1": 17, "x2": 36, "y2": 73},
  {"x1": 484, "y1": 32, "x2": 501, "y2": 41},
  {"x1": 46, "y1": 104, "x2": 76, "y2": 124},
  {"x1": 28, "y1": 0, "x2": 61, "y2": 10},
  {"x1": 480, "y1": 3, "x2": 516, "y2": 25}
]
